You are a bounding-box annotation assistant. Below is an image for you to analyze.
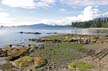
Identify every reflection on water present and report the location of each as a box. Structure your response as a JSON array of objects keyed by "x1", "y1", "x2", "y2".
[{"x1": 0, "y1": 27, "x2": 108, "y2": 47}]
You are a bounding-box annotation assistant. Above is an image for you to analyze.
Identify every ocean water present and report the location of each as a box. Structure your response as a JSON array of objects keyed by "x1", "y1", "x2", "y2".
[{"x1": 0, "y1": 26, "x2": 108, "y2": 47}]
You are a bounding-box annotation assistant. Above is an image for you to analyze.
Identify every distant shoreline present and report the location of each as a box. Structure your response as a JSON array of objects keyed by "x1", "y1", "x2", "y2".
[{"x1": 87, "y1": 28, "x2": 108, "y2": 30}]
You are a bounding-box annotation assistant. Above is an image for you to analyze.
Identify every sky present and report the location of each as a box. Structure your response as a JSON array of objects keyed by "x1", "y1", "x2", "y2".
[{"x1": 0, "y1": 0, "x2": 108, "y2": 26}]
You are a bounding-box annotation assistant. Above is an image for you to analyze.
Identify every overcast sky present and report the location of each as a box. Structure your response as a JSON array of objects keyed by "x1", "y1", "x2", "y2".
[{"x1": 0, "y1": 0, "x2": 108, "y2": 26}]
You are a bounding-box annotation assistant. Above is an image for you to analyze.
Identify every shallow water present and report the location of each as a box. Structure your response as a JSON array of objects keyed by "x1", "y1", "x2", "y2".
[{"x1": 0, "y1": 26, "x2": 108, "y2": 47}]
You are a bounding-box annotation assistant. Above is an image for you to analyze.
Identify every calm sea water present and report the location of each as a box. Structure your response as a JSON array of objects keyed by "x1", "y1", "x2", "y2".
[{"x1": 0, "y1": 26, "x2": 108, "y2": 47}]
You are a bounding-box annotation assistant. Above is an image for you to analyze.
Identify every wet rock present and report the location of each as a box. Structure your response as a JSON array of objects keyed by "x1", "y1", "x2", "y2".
[
  {"x1": 29, "y1": 39, "x2": 45, "y2": 42},
  {"x1": 11, "y1": 56, "x2": 47, "y2": 68},
  {"x1": 19, "y1": 32, "x2": 41, "y2": 34},
  {"x1": 19, "y1": 31, "x2": 23, "y2": 34},
  {"x1": 7, "y1": 47, "x2": 30, "y2": 61},
  {"x1": 52, "y1": 39, "x2": 61, "y2": 43},
  {"x1": 0, "y1": 48, "x2": 2, "y2": 52},
  {"x1": 7, "y1": 47, "x2": 27, "y2": 56},
  {"x1": 29, "y1": 38, "x2": 62, "y2": 43},
  {"x1": 53, "y1": 32, "x2": 58, "y2": 34},
  {"x1": 0, "y1": 62, "x2": 19, "y2": 71},
  {"x1": 0, "y1": 48, "x2": 7, "y2": 57},
  {"x1": 9, "y1": 44, "x2": 13, "y2": 47}
]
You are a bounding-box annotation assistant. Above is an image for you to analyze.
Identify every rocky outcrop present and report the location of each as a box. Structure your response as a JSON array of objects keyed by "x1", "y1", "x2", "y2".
[
  {"x1": 29, "y1": 39, "x2": 62, "y2": 43},
  {"x1": 11, "y1": 56, "x2": 47, "y2": 68},
  {"x1": 7, "y1": 47, "x2": 30, "y2": 61},
  {"x1": 0, "y1": 48, "x2": 7, "y2": 57},
  {"x1": 19, "y1": 32, "x2": 41, "y2": 34}
]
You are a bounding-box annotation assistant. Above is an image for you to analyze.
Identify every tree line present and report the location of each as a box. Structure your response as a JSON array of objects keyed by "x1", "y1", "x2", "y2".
[{"x1": 72, "y1": 17, "x2": 108, "y2": 28}]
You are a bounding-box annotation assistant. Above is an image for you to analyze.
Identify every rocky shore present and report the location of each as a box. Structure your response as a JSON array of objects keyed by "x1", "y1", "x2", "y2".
[
  {"x1": 19, "y1": 31, "x2": 41, "y2": 34},
  {"x1": 0, "y1": 34, "x2": 108, "y2": 71}
]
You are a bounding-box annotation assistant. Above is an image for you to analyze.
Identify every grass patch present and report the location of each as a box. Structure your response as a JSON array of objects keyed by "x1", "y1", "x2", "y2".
[
  {"x1": 31, "y1": 35, "x2": 89, "y2": 66},
  {"x1": 57, "y1": 42, "x2": 83, "y2": 51},
  {"x1": 68, "y1": 61, "x2": 92, "y2": 71}
]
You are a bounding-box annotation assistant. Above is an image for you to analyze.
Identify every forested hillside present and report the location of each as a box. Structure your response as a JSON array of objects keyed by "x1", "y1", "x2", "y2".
[{"x1": 72, "y1": 17, "x2": 108, "y2": 28}]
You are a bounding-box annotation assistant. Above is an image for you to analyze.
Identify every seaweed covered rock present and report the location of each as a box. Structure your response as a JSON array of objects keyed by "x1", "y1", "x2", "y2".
[
  {"x1": 7, "y1": 47, "x2": 30, "y2": 61},
  {"x1": 7, "y1": 47, "x2": 28, "y2": 57},
  {"x1": 68, "y1": 61, "x2": 92, "y2": 71},
  {"x1": 11, "y1": 56, "x2": 47, "y2": 68},
  {"x1": 0, "y1": 48, "x2": 7, "y2": 57}
]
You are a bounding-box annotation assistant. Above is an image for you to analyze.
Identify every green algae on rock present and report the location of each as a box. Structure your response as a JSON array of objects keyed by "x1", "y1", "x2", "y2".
[
  {"x1": 68, "y1": 61, "x2": 92, "y2": 71},
  {"x1": 11, "y1": 56, "x2": 47, "y2": 68},
  {"x1": 7, "y1": 47, "x2": 28, "y2": 57}
]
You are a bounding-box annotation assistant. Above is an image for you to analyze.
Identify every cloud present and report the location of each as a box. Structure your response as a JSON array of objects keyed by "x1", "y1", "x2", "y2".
[
  {"x1": 0, "y1": 11, "x2": 72, "y2": 26},
  {"x1": 0, "y1": 11, "x2": 38, "y2": 26},
  {"x1": 0, "y1": 11, "x2": 14, "y2": 26},
  {"x1": 77, "y1": 6, "x2": 100, "y2": 21},
  {"x1": 59, "y1": 8, "x2": 66, "y2": 12},
  {"x1": 0, "y1": 6, "x2": 108, "y2": 26},
  {"x1": 102, "y1": 11, "x2": 108, "y2": 17},
  {"x1": 1, "y1": 0, "x2": 108, "y2": 9},
  {"x1": 47, "y1": 6, "x2": 101, "y2": 25},
  {"x1": 35, "y1": 0, "x2": 56, "y2": 7},
  {"x1": 1, "y1": 0, "x2": 36, "y2": 9},
  {"x1": 1, "y1": 0, "x2": 56, "y2": 9},
  {"x1": 44, "y1": 6, "x2": 107, "y2": 25},
  {"x1": 60, "y1": 0, "x2": 108, "y2": 6}
]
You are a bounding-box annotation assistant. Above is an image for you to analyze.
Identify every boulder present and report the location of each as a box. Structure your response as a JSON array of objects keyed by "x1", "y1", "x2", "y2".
[
  {"x1": 19, "y1": 32, "x2": 41, "y2": 34},
  {"x1": 7, "y1": 47, "x2": 28, "y2": 57},
  {"x1": 11, "y1": 56, "x2": 47, "y2": 68},
  {"x1": 0, "y1": 48, "x2": 7, "y2": 57},
  {"x1": 7, "y1": 47, "x2": 30, "y2": 61}
]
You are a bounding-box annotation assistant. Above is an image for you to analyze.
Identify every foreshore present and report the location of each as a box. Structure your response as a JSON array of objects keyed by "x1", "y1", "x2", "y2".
[{"x1": 0, "y1": 34, "x2": 108, "y2": 71}]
